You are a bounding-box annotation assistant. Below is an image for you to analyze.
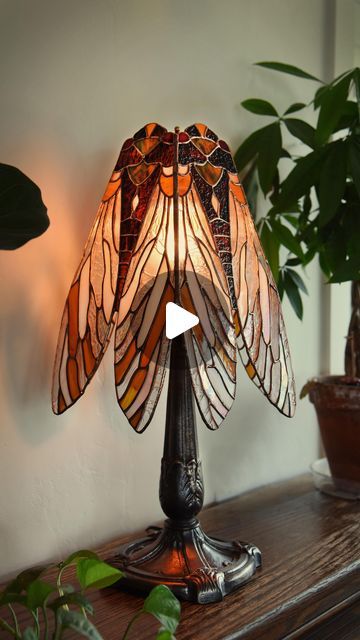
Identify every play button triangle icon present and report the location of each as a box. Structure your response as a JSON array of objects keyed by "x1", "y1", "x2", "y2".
[{"x1": 166, "y1": 302, "x2": 199, "y2": 340}]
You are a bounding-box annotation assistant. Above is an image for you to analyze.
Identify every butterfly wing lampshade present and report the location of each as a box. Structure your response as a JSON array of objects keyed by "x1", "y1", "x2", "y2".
[{"x1": 52, "y1": 123, "x2": 296, "y2": 604}]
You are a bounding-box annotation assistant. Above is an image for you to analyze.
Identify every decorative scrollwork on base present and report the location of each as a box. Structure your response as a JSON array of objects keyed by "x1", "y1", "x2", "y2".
[{"x1": 187, "y1": 567, "x2": 226, "y2": 604}]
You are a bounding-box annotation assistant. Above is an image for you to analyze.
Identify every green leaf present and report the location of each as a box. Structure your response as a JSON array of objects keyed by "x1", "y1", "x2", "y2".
[
  {"x1": 255, "y1": 61, "x2": 321, "y2": 82},
  {"x1": 23, "y1": 628, "x2": 38, "y2": 640},
  {"x1": 349, "y1": 135, "x2": 360, "y2": 198},
  {"x1": 61, "y1": 549, "x2": 100, "y2": 568},
  {"x1": 49, "y1": 592, "x2": 93, "y2": 614},
  {"x1": 26, "y1": 580, "x2": 54, "y2": 610},
  {"x1": 4, "y1": 567, "x2": 45, "y2": 595},
  {"x1": 241, "y1": 99, "x2": 278, "y2": 116},
  {"x1": 283, "y1": 118, "x2": 316, "y2": 149},
  {"x1": 270, "y1": 219, "x2": 304, "y2": 260},
  {"x1": 329, "y1": 260, "x2": 360, "y2": 283},
  {"x1": 257, "y1": 122, "x2": 282, "y2": 195},
  {"x1": 286, "y1": 268, "x2": 308, "y2": 294},
  {"x1": 143, "y1": 585, "x2": 181, "y2": 634},
  {"x1": 280, "y1": 148, "x2": 292, "y2": 159},
  {"x1": 260, "y1": 221, "x2": 280, "y2": 281},
  {"x1": 318, "y1": 141, "x2": 347, "y2": 226},
  {"x1": 234, "y1": 124, "x2": 275, "y2": 171},
  {"x1": 314, "y1": 84, "x2": 331, "y2": 109},
  {"x1": 284, "y1": 271, "x2": 303, "y2": 319},
  {"x1": 156, "y1": 631, "x2": 174, "y2": 640},
  {"x1": 283, "y1": 102, "x2": 307, "y2": 115},
  {"x1": 0, "y1": 164, "x2": 49, "y2": 250},
  {"x1": 274, "y1": 148, "x2": 325, "y2": 212},
  {"x1": 76, "y1": 559, "x2": 123, "y2": 590},
  {"x1": 0, "y1": 592, "x2": 27, "y2": 607},
  {"x1": 352, "y1": 67, "x2": 360, "y2": 105},
  {"x1": 57, "y1": 609, "x2": 103, "y2": 640},
  {"x1": 315, "y1": 73, "x2": 352, "y2": 145},
  {"x1": 334, "y1": 100, "x2": 358, "y2": 132}
]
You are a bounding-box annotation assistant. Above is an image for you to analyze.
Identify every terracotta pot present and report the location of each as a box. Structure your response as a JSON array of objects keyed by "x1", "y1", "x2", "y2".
[{"x1": 309, "y1": 375, "x2": 360, "y2": 484}]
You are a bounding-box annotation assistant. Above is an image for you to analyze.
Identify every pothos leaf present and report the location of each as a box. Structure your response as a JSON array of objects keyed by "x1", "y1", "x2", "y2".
[
  {"x1": 76, "y1": 558, "x2": 123, "y2": 590},
  {"x1": 143, "y1": 585, "x2": 181, "y2": 634},
  {"x1": 61, "y1": 550, "x2": 100, "y2": 568},
  {"x1": 26, "y1": 580, "x2": 54, "y2": 610},
  {"x1": 57, "y1": 609, "x2": 103, "y2": 640}
]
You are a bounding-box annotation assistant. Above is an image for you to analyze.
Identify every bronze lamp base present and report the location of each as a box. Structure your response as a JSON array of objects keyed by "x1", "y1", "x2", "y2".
[
  {"x1": 112, "y1": 518, "x2": 260, "y2": 604},
  {"x1": 110, "y1": 335, "x2": 261, "y2": 604}
]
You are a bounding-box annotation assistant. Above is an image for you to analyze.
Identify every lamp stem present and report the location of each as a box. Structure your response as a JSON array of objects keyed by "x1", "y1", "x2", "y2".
[{"x1": 159, "y1": 335, "x2": 203, "y2": 522}]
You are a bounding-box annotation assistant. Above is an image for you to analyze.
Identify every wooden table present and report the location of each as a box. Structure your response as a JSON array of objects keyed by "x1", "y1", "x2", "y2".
[{"x1": 1, "y1": 475, "x2": 359, "y2": 639}]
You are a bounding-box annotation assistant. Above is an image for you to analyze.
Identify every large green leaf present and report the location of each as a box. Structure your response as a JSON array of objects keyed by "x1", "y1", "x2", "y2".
[
  {"x1": 349, "y1": 135, "x2": 360, "y2": 198},
  {"x1": 143, "y1": 585, "x2": 181, "y2": 634},
  {"x1": 315, "y1": 73, "x2": 352, "y2": 145},
  {"x1": 257, "y1": 122, "x2": 282, "y2": 195},
  {"x1": 318, "y1": 141, "x2": 347, "y2": 226},
  {"x1": 26, "y1": 580, "x2": 54, "y2": 610},
  {"x1": 58, "y1": 609, "x2": 103, "y2": 640},
  {"x1": 334, "y1": 100, "x2": 358, "y2": 132},
  {"x1": 76, "y1": 559, "x2": 123, "y2": 590},
  {"x1": 241, "y1": 99, "x2": 278, "y2": 116},
  {"x1": 270, "y1": 219, "x2": 304, "y2": 260},
  {"x1": 234, "y1": 123, "x2": 277, "y2": 171},
  {"x1": 285, "y1": 268, "x2": 308, "y2": 294},
  {"x1": 283, "y1": 118, "x2": 316, "y2": 149},
  {"x1": 329, "y1": 260, "x2": 360, "y2": 282},
  {"x1": 255, "y1": 61, "x2": 321, "y2": 82},
  {"x1": 284, "y1": 271, "x2": 303, "y2": 319},
  {"x1": 274, "y1": 148, "x2": 325, "y2": 212},
  {"x1": 260, "y1": 221, "x2": 280, "y2": 281},
  {"x1": 0, "y1": 164, "x2": 49, "y2": 250},
  {"x1": 352, "y1": 67, "x2": 360, "y2": 104}
]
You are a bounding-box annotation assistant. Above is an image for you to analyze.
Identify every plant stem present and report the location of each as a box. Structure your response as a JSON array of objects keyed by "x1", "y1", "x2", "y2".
[
  {"x1": 42, "y1": 605, "x2": 49, "y2": 640},
  {"x1": 7, "y1": 605, "x2": 20, "y2": 638},
  {"x1": 56, "y1": 567, "x2": 69, "y2": 612},
  {"x1": 0, "y1": 616, "x2": 18, "y2": 638},
  {"x1": 122, "y1": 610, "x2": 144, "y2": 640},
  {"x1": 31, "y1": 611, "x2": 40, "y2": 639}
]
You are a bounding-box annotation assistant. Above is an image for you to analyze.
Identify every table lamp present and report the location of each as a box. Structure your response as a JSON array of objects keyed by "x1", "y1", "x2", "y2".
[{"x1": 52, "y1": 123, "x2": 296, "y2": 603}]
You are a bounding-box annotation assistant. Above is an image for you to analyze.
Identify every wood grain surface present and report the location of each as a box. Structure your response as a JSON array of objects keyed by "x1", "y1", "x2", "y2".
[{"x1": 1, "y1": 474, "x2": 359, "y2": 639}]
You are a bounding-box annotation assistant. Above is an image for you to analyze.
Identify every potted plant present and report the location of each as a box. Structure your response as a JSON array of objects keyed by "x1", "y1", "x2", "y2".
[{"x1": 235, "y1": 62, "x2": 360, "y2": 486}]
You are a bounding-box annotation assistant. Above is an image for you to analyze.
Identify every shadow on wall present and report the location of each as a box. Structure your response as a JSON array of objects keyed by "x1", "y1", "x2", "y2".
[{"x1": 0, "y1": 138, "x2": 117, "y2": 445}]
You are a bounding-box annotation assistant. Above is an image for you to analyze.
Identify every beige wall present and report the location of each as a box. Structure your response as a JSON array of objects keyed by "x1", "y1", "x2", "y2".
[{"x1": 0, "y1": 0, "x2": 349, "y2": 577}]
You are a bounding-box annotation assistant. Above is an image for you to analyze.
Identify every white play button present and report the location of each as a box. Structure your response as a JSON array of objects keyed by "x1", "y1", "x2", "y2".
[{"x1": 166, "y1": 302, "x2": 199, "y2": 339}]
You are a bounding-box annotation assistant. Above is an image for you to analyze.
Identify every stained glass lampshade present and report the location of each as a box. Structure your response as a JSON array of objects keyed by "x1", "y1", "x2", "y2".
[{"x1": 52, "y1": 123, "x2": 296, "y2": 603}]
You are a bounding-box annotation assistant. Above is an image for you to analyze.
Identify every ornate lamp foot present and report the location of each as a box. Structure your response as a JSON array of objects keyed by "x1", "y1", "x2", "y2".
[{"x1": 111, "y1": 519, "x2": 261, "y2": 604}]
